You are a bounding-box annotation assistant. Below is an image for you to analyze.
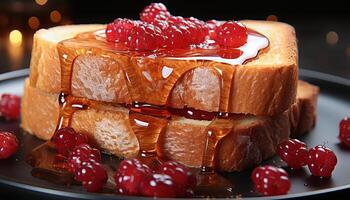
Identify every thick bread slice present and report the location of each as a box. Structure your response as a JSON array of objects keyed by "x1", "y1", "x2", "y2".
[
  {"x1": 29, "y1": 21, "x2": 297, "y2": 116},
  {"x1": 21, "y1": 80, "x2": 318, "y2": 172}
]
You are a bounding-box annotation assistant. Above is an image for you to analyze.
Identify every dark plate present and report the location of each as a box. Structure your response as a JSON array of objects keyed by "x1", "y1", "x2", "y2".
[{"x1": 0, "y1": 69, "x2": 350, "y2": 200}]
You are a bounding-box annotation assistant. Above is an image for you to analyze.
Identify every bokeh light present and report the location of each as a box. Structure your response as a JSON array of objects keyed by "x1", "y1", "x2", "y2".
[
  {"x1": 50, "y1": 10, "x2": 62, "y2": 23},
  {"x1": 9, "y1": 30, "x2": 23, "y2": 46},
  {"x1": 28, "y1": 16, "x2": 40, "y2": 30},
  {"x1": 326, "y1": 31, "x2": 339, "y2": 45},
  {"x1": 35, "y1": 0, "x2": 48, "y2": 6}
]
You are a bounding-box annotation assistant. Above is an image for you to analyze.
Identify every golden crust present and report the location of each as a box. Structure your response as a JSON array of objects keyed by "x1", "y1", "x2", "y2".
[
  {"x1": 21, "y1": 79, "x2": 318, "y2": 172},
  {"x1": 29, "y1": 21, "x2": 298, "y2": 116}
]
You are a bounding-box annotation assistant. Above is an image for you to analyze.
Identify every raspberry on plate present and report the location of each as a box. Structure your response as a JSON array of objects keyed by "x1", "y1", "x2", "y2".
[
  {"x1": 215, "y1": 21, "x2": 248, "y2": 48},
  {"x1": 339, "y1": 117, "x2": 350, "y2": 147},
  {"x1": 67, "y1": 144, "x2": 101, "y2": 173},
  {"x1": 0, "y1": 131, "x2": 19, "y2": 159},
  {"x1": 157, "y1": 161, "x2": 196, "y2": 197},
  {"x1": 140, "y1": 173, "x2": 177, "y2": 198},
  {"x1": 74, "y1": 160, "x2": 107, "y2": 192},
  {"x1": 52, "y1": 127, "x2": 88, "y2": 156},
  {"x1": 307, "y1": 145, "x2": 337, "y2": 177},
  {"x1": 277, "y1": 139, "x2": 309, "y2": 169},
  {"x1": 251, "y1": 165, "x2": 291, "y2": 196},
  {"x1": 0, "y1": 94, "x2": 21, "y2": 120},
  {"x1": 115, "y1": 158, "x2": 151, "y2": 195}
]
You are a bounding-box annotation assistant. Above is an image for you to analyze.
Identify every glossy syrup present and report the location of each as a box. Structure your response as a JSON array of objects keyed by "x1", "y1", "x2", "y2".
[{"x1": 26, "y1": 27, "x2": 269, "y2": 196}]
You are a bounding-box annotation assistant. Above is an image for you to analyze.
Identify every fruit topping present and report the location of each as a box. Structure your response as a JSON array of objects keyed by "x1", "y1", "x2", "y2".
[
  {"x1": 215, "y1": 21, "x2": 247, "y2": 48},
  {"x1": 140, "y1": 173, "x2": 177, "y2": 197},
  {"x1": 0, "y1": 131, "x2": 18, "y2": 159},
  {"x1": 277, "y1": 139, "x2": 308, "y2": 169},
  {"x1": 106, "y1": 18, "x2": 137, "y2": 42},
  {"x1": 74, "y1": 160, "x2": 107, "y2": 192},
  {"x1": 140, "y1": 3, "x2": 171, "y2": 23},
  {"x1": 115, "y1": 158, "x2": 151, "y2": 195},
  {"x1": 105, "y1": 3, "x2": 248, "y2": 52},
  {"x1": 307, "y1": 145, "x2": 337, "y2": 177},
  {"x1": 125, "y1": 23, "x2": 164, "y2": 51},
  {"x1": 339, "y1": 117, "x2": 350, "y2": 147},
  {"x1": 67, "y1": 144, "x2": 101, "y2": 173},
  {"x1": 52, "y1": 127, "x2": 88, "y2": 156},
  {"x1": 0, "y1": 94, "x2": 21, "y2": 120},
  {"x1": 251, "y1": 165, "x2": 291, "y2": 196}
]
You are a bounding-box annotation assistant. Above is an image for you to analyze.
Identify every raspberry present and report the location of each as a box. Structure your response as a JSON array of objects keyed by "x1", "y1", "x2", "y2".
[
  {"x1": 105, "y1": 18, "x2": 137, "y2": 42},
  {"x1": 0, "y1": 131, "x2": 18, "y2": 159},
  {"x1": 140, "y1": 173, "x2": 177, "y2": 197},
  {"x1": 52, "y1": 127, "x2": 88, "y2": 156},
  {"x1": 115, "y1": 159, "x2": 151, "y2": 195},
  {"x1": 168, "y1": 16, "x2": 208, "y2": 45},
  {"x1": 74, "y1": 160, "x2": 107, "y2": 192},
  {"x1": 206, "y1": 19, "x2": 220, "y2": 40},
  {"x1": 164, "y1": 25, "x2": 190, "y2": 49},
  {"x1": 277, "y1": 139, "x2": 309, "y2": 169},
  {"x1": 339, "y1": 117, "x2": 350, "y2": 147},
  {"x1": 0, "y1": 94, "x2": 21, "y2": 120},
  {"x1": 67, "y1": 144, "x2": 101, "y2": 173},
  {"x1": 157, "y1": 161, "x2": 196, "y2": 197},
  {"x1": 307, "y1": 145, "x2": 337, "y2": 177},
  {"x1": 251, "y1": 165, "x2": 291, "y2": 196},
  {"x1": 215, "y1": 21, "x2": 247, "y2": 48},
  {"x1": 140, "y1": 3, "x2": 171, "y2": 23},
  {"x1": 126, "y1": 23, "x2": 164, "y2": 50}
]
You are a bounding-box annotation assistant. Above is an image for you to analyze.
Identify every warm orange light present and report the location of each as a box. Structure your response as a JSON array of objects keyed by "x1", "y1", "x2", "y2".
[
  {"x1": 28, "y1": 16, "x2": 40, "y2": 30},
  {"x1": 9, "y1": 30, "x2": 23, "y2": 46},
  {"x1": 326, "y1": 31, "x2": 338, "y2": 45},
  {"x1": 267, "y1": 15, "x2": 278, "y2": 21},
  {"x1": 50, "y1": 10, "x2": 62, "y2": 23},
  {"x1": 35, "y1": 0, "x2": 48, "y2": 6}
]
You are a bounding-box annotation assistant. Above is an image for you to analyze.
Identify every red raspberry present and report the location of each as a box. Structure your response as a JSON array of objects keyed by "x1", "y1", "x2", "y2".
[
  {"x1": 277, "y1": 139, "x2": 309, "y2": 169},
  {"x1": 140, "y1": 3, "x2": 171, "y2": 23},
  {"x1": 140, "y1": 173, "x2": 177, "y2": 197},
  {"x1": 67, "y1": 144, "x2": 101, "y2": 173},
  {"x1": 151, "y1": 19, "x2": 169, "y2": 30},
  {"x1": 75, "y1": 160, "x2": 107, "y2": 192},
  {"x1": 0, "y1": 131, "x2": 18, "y2": 159},
  {"x1": 115, "y1": 159, "x2": 151, "y2": 195},
  {"x1": 126, "y1": 23, "x2": 164, "y2": 50},
  {"x1": 168, "y1": 16, "x2": 208, "y2": 45},
  {"x1": 52, "y1": 127, "x2": 88, "y2": 156},
  {"x1": 215, "y1": 21, "x2": 247, "y2": 48},
  {"x1": 105, "y1": 18, "x2": 137, "y2": 42},
  {"x1": 164, "y1": 25, "x2": 190, "y2": 49},
  {"x1": 157, "y1": 161, "x2": 196, "y2": 197},
  {"x1": 307, "y1": 145, "x2": 337, "y2": 177},
  {"x1": 206, "y1": 19, "x2": 220, "y2": 40},
  {"x1": 339, "y1": 117, "x2": 350, "y2": 147},
  {"x1": 251, "y1": 165, "x2": 291, "y2": 196},
  {"x1": 0, "y1": 94, "x2": 21, "y2": 120}
]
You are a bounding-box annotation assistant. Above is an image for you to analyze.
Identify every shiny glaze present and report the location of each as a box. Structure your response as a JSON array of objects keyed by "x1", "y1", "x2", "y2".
[{"x1": 27, "y1": 27, "x2": 269, "y2": 192}]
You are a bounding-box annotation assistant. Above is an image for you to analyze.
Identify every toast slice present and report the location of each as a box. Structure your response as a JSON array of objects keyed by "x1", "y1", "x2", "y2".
[
  {"x1": 29, "y1": 20, "x2": 298, "y2": 116},
  {"x1": 21, "y1": 80, "x2": 318, "y2": 172}
]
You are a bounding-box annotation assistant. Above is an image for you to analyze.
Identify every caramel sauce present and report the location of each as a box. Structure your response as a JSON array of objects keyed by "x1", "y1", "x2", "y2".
[{"x1": 27, "y1": 27, "x2": 269, "y2": 195}]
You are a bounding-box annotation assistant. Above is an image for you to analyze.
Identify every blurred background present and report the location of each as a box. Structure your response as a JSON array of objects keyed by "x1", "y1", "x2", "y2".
[{"x1": 1, "y1": 0, "x2": 350, "y2": 78}]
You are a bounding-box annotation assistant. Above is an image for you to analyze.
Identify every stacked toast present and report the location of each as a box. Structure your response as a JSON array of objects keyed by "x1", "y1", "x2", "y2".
[{"x1": 21, "y1": 20, "x2": 319, "y2": 172}]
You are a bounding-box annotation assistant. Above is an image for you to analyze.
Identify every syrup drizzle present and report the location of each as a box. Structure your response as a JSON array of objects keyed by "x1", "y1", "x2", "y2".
[{"x1": 36, "y1": 28, "x2": 269, "y2": 172}]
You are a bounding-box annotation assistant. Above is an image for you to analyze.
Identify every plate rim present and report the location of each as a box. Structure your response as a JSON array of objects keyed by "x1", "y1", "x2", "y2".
[{"x1": 0, "y1": 68, "x2": 349, "y2": 200}]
